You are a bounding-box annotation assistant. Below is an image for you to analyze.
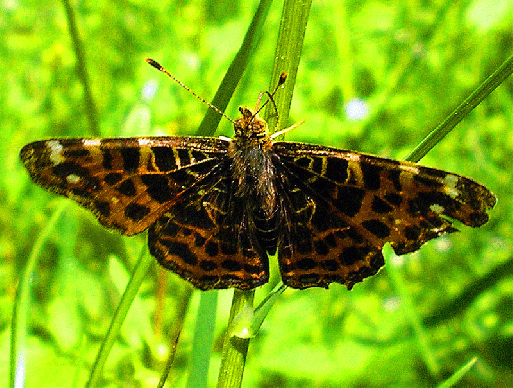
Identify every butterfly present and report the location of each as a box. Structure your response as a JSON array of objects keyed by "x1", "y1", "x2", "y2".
[{"x1": 20, "y1": 62, "x2": 496, "y2": 290}]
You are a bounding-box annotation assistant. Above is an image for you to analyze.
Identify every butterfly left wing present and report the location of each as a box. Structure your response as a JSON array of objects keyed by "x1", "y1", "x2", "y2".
[
  {"x1": 20, "y1": 137, "x2": 228, "y2": 235},
  {"x1": 273, "y1": 141, "x2": 496, "y2": 289}
]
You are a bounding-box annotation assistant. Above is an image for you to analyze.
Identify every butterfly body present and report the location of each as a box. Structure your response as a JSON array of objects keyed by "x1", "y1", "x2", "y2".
[
  {"x1": 230, "y1": 107, "x2": 277, "y2": 218},
  {"x1": 20, "y1": 106, "x2": 496, "y2": 290}
]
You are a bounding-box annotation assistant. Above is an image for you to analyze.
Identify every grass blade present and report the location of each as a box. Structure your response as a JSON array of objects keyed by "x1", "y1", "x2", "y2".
[{"x1": 406, "y1": 53, "x2": 513, "y2": 163}]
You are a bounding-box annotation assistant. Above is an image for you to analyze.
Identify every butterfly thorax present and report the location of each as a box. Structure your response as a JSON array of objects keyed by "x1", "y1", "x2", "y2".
[
  {"x1": 228, "y1": 106, "x2": 277, "y2": 220},
  {"x1": 231, "y1": 106, "x2": 271, "y2": 146}
]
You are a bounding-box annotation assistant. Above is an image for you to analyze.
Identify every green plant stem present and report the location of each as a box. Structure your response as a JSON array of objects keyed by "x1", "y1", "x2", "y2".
[
  {"x1": 216, "y1": 290, "x2": 255, "y2": 388},
  {"x1": 265, "y1": 0, "x2": 312, "y2": 132},
  {"x1": 10, "y1": 201, "x2": 68, "y2": 388},
  {"x1": 61, "y1": 0, "x2": 100, "y2": 137},
  {"x1": 86, "y1": 246, "x2": 153, "y2": 388},
  {"x1": 435, "y1": 357, "x2": 477, "y2": 388},
  {"x1": 250, "y1": 283, "x2": 287, "y2": 335},
  {"x1": 186, "y1": 290, "x2": 218, "y2": 388},
  {"x1": 406, "y1": 52, "x2": 513, "y2": 163},
  {"x1": 216, "y1": 1, "x2": 311, "y2": 387},
  {"x1": 196, "y1": 0, "x2": 274, "y2": 136},
  {"x1": 384, "y1": 52, "x2": 513, "y2": 383}
]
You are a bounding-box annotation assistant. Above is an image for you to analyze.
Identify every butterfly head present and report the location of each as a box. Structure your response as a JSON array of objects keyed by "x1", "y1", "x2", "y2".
[{"x1": 233, "y1": 106, "x2": 270, "y2": 147}]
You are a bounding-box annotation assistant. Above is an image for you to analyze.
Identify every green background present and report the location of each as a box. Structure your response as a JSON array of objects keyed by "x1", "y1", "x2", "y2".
[{"x1": 3, "y1": 0, "x2": 513, "y2": 387}]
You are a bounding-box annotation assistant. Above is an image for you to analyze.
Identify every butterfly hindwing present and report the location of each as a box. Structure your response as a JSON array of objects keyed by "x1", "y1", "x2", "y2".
[
  {"x1": 275, "y1": 163, "x2": 385, "y2": 289},
  {"x1": 149, "y1": 166, "x2": 269, "y2": 290}
]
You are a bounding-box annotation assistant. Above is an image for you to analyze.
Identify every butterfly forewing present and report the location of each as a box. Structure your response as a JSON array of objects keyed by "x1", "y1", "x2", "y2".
[
  {"x1": 21, "y1": 136, "x2": 271, "y2": 290},
  {"x1": 20, "y1": 137, "x2": 228, "y2": 235}
]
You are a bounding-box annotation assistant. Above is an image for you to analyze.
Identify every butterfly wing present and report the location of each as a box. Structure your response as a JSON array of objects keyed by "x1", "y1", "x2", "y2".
[
  {"x1": 273, "y1": 141, "x2": 496, "y2": 289},
  {"x1": 274, "y1": 167, "x2": 384, "y2": 289},
  {"x1": 21, "y1": 137, "x2": 270, "y2": 290},
  {"x1": 20, "y1": 137, "x2": 228, "y2": 235},
  {"x1": 148, "y1": 164, "x2": 269, "y2": 290}
]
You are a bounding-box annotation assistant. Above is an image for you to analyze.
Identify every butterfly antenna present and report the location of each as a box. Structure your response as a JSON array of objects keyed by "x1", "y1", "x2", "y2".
[
  {"x1": 262, "y1": 73, "x2": 304, "y2": 139},
  {"x1": 146, "y1": 58, "x2": 235, "y2": 124},
  {"x1": 254, "y1": 73, "x2": 287, "y2": 117}
]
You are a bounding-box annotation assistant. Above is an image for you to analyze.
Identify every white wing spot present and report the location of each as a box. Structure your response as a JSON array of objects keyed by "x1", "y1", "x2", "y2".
[
  {"x1": 138, "y1": 138, "x2": 152, "y2": 146},
  {"x1": 443, "y1": 174, "x2": 458, "y2": 188},
  {"x1": 401, "y1": 165, "x2": 420, "y2": 175},
  {"x1": 47, "y1": 140, "x2": 64, "y2": 164},
  {"x1": 82, "y1": 139, "x2": 101, "y2": 147},
  {"x1": 430, "y1": 204, "x2": 444, "y2": 214},
  {"x1": 66, "y1": 174, "x2": 81, "y2": 184},
  {"x1": 443, "y1": 175, "x2": 459, "y2": 199}
]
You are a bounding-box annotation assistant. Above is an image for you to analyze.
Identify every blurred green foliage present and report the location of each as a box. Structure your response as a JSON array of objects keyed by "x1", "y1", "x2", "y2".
[{"x1": 3, "y1": 0, "x2": 513, "y2": 387}]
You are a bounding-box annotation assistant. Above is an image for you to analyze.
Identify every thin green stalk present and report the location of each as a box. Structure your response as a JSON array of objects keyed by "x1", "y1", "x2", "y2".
[
  {"x1": 406, "y1": 52, "x2": 513, "y2": 163},
  {"x1": 173, "y1": 1, "x2": 275, "y2": 387},
  {"x1": 196, "y1": 0, "x2": 274, "y2": 136},
  {"x1": 86, "y1": 246, "x2": 153, "y2": 388},
  {"x1": 61, "y1": 0, "x2": 100, "y2": 137},
  {"x1": 227, "y1": 283, "x2": 285, "y2": 339},
  {"x1": 185, "y1": 291, "x2": 218, "y2": 388},
  {"x1": 10, "y1": 201, "x2": 68, "y2": 388},
  {"x1": 265, "y1": 0, "x2": 312, "y2": 133},
  {"x1": 216, "y1": 1, "x2": 312, "y2": 387},
  {"x1": 389, "y1": 53, "x2": 513, "y2": 379},
  {"x1": 158, "y1": 286, "x2": 193, "y2": 388},
  {"x1": 249, "y1": 283, "x2": 286, "y2": 335},
  {"x1": 436, "y1": 357, "x2": 477, "y2": 388},
  {"x1": 216, "y1": 290, "x2": 255, "y2": 388}
]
